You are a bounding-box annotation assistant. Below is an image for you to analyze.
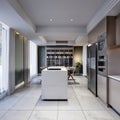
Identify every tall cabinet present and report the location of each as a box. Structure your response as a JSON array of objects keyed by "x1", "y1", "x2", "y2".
[
  {"x1": 97, "y1": 16, "x2": 116, "y2": 104},
  {"x1": 107, "y1": 15, "x2": 120, "y2": 115},
  {"x1": 88, "y1": 16, "x2": 116, "y2": 104}
]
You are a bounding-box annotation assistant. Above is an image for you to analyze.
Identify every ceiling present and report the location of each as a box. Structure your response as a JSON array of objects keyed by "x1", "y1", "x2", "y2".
[
  {"x1": 17, "y1": 0, "x2": 105, "y2": 27},
  {"x1": 1, "y1": 0, "x2": 120, "y2": 45},
  {"x1": 17, "y1": 0, "x2": 105, "y2": 45}
]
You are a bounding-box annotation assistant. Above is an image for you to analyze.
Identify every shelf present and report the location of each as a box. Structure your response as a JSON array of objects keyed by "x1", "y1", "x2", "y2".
[{"x1": 46, "y1": 47, "x2": 73, "y2": 66}]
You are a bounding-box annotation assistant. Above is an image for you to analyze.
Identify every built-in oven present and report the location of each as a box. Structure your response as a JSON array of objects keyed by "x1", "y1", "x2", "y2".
[{"x1": 97, "y1": 33, "x2": 107, "y2": 76}]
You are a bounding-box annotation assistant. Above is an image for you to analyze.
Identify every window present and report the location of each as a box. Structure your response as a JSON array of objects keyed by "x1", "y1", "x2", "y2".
[
  {"x1": 0, "y1": 23, "x2": 8, "y2": 96},
  {"x1": 15, "y1": 33, "x2": 24, "y2": 85},
  {"x1": 0, "y1": 24, "x2": 2, "y2": 94}
]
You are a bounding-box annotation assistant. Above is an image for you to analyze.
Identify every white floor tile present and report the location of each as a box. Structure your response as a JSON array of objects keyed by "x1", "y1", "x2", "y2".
[
  {"x1": 35, "y1": 101, "x2": 58, "y2": 111},
  {"x1": 84, "y1": 111, "x2": 115, "y2": 120},
  {"x1": 108, "y1": 109, "x2": 120, "y2": 120},
  {"x1": 58, "y1": 101, "x2": 82, "y2": 110},
  {"x1": 0, "y1": 96, "x2": 20, "y2": 110},
  {"x1": 77, "y1": 95, "x2": 105, "y2": 110},
  {"x1": 11, "y1": 99, "x2": 38, "y2": 110},
  {"x1": 58, "y1": 87, "x2": 82, "y2": 110},
  {"x1": 29, "y1": 111, "x2": 57, "y2": 120},
  {"x1": 0, "y1": 111, "x2": 6, "y2": 119},
  {"x1": 74, "y1": 87, "x2": 94, "y2": 97},
  {"x1": 1, "y1": 111, "x2": 31, "y2": 120},
  {"x1": 0, "y1": 76, "x2": 119, "y2": 120},
  {"x1": 58, "y1": 111, "x2": 86, "y2": 120},
  {"x1": 58, "y1": 95, "x2": 82, "y2": 110}
]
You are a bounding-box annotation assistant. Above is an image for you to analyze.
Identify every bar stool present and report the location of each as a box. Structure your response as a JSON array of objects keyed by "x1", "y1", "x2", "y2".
[{"x1": 68, "y1": 68, "x2": 75, "y2": 83}]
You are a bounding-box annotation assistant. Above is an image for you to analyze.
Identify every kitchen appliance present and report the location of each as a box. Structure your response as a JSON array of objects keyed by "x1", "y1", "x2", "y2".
[
  {"x1": 87, "y1": 43, "x2": 97, "y2": 96},
  {"x1": 97, "y1": 33, "x2": 107, "y2": 76}
]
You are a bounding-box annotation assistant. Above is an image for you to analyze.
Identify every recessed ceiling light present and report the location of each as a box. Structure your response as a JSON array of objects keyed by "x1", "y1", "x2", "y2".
[
  {"x1": 39, "y1": 36, "x2": 47, "y2": 43},
  {"x1": 70, "y1": 19, "x2": 74, "y2": 22},
  {"x1": 16, "y1": 31, "x2": 20, "y2": 35},
  {"x1": 50, "y1": 19, "x2": 53, "y2": 22},
  {"x1": 88, "y1": 44, "x2": 92, "y2": 47}
]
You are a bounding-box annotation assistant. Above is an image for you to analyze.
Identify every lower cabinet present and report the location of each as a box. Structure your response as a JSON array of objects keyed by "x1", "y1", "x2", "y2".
[
  {"x1": 97, "y1": 74, "x2": 107, "y2": 103},
  {"x1": 109, "y1": 78, "x2": 120, "y2": 114}
]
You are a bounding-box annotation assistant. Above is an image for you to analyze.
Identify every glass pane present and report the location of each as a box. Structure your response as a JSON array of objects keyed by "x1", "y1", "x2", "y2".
[
  {"x1": 0, "y1": 23, "x2": 8, "y2": 95},
  {"x1": 15, "y1": 34, "x2": 24, "y2": 85},
  {"x1": 0, "y1": 25, "x2": 2, "y2": 65},
  {"x1": 0, "y1": 24, "x2": 2, "y2": 93}
]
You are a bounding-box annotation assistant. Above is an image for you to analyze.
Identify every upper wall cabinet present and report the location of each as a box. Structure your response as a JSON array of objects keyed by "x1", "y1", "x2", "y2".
[
  {"x1": 106, "y1": 16, "x2": 116, "y2": 48},
  {"x1": 107, "y1": 15, "x2": 120, "y2": 49},
  {"x1": 88, "y1": 15, "x2": 120, "y2": 49}
]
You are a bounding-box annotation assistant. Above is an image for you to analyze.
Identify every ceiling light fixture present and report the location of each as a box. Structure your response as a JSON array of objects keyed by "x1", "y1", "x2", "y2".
[
  {"x1": 88, "y1": 44, "x2": 92, "y2": 47},
  {"x1": 70, "y1": 19, "x2": 74, "y2": 22},
  {"x1": 16, "y1": 31, "x2": 20, "y2": 35},
  {"x1": 50, "y1": 19, "x2": 53, "y2": 22}
]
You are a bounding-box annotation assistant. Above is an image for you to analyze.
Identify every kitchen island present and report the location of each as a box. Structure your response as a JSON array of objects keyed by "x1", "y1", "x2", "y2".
[{"x1": 41, "y1": 66, "x2": 67, "y2": 100}]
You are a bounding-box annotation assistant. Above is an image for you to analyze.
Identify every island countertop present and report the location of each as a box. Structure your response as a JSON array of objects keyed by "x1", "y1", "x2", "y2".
[{"x1": 43, "y1": 66, "x2": 67, "y2": 71}]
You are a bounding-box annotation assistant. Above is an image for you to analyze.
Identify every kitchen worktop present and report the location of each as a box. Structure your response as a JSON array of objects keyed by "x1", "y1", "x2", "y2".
[
  {"x1": 43, "y1": 66, "x2": 67, "y2": 71},
  {"x1": 108, "y1": 75, "x2": 120, "y2": 82}
]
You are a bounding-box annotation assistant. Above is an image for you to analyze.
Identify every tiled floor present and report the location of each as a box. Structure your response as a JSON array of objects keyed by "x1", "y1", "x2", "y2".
[{"x1": 0, "y1": 76, "x2": 120, "y2": 120}]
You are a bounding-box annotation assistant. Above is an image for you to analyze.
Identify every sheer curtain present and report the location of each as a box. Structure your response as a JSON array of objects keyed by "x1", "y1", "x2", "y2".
[
  {"x1": 0, "y1": 23, "x2": 9, "y2": 96},
  {"x1": 0, "y1": 24, "x2": 2, "y2": 94}
]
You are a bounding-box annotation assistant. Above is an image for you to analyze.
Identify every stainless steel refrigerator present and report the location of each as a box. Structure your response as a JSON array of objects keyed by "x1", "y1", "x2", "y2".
[{"x1": 87, "y1": 43, "x2": 97, "y2": 96}]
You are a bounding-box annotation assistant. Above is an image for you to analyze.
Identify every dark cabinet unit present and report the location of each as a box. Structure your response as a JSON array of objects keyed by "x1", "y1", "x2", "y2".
[
  {"x1": 46, "y1": 46, "x2": 73, "y2": 67},
  {"x1": 87, "y1": 43, "x2": 97, "y2": 96},
  {"x1": 38, "y1": 46, "x2": 46, "y2": 73}
]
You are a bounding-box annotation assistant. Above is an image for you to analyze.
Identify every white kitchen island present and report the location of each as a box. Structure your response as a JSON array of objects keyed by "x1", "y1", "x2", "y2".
[{"x1": 41, "y1": 66, "x2": 67, "y2": 100}]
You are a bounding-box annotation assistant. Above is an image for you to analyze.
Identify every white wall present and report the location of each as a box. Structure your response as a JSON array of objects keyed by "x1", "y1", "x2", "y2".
[
  {"x1": 73, "y1": 46, "x2": 82, "y2": 67},
  {"x1": 82, "y1": 45, "x2": 87, "y2": 76},
  {"x1": 30, "y1": 41, "x2": 37, "y2": 78}
]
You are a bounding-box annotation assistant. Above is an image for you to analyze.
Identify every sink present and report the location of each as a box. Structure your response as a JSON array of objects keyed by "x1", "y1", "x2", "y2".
[{"x1": 48, "y1": 68, "x2": 61, "y2": 70}]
